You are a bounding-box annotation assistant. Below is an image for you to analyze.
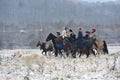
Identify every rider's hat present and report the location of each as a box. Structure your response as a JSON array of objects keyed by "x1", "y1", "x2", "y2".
[
  {"x1": 86, "y1": 31, "x2": 90, "y2": 34},
  {"x1": 92, "y1": 29, "x2": 96, "y2": 32},
  {"x1": 56, "y1": 32, "x2": 60, "y2": 35},
  {"x1": 79, "y1": 28, "x2": 82, "y2": 31},
  {"x1": 64, "y1": 27, "x2": 68, "y2": 30},
  {"x1": 69, "y1": 29, "x2": 73, "y2": 32}
]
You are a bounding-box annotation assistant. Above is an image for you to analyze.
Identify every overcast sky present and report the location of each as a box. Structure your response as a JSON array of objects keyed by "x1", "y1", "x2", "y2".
[{"x1": 77, "y1": 0, "x2": 117, "y2": 2}]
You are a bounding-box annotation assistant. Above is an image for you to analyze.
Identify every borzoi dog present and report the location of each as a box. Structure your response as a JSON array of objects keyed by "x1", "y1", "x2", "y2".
[{"x1": 13, "y1": 51, "x2": 52, "y2": 73}]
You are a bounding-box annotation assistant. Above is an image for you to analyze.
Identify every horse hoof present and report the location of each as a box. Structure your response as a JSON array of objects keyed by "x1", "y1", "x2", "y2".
[
  {"x1": 55, "y1": 55, "x2": 58, "y2": 57},
  {"x1": 72, "y1": 56, "x2": 76, "y2": 58}
]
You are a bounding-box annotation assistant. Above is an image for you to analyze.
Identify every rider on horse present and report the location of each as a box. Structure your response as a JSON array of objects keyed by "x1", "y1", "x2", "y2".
[
  {"x1": 61, "y1": 27, "x2": 69, "y2": 38},
  {"x1": 84, "y1": 31, "x2": 91, "y2": 40},
  {"x1": 61, "y1": 27, "x2": 71, "y2": 43},
  {"x1": 69, "y1": 29, "x2": 76, "y2": 43},
  {"x1": 90, "y1": 28, "x2": 96, "y2": 40},
  {"x1": 77, "y1": 27, "x2": 83, "y2": 39},
  {"x1": 56, "y1": 32, "x2": 63, "y2": 38},
  {"x1": 56, "y1": 32, "x2": 63, "y2": 50}
]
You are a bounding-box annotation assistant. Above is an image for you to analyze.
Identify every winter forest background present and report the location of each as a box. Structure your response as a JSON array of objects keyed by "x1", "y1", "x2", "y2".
[{"x1": 0, "y1": 0, "x2": 120, "y2": 49}]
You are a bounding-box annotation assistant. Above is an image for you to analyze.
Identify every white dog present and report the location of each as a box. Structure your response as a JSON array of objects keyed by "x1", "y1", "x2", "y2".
[{"x1": 13, "y1": 51, "x2": 52, "y2": 72}]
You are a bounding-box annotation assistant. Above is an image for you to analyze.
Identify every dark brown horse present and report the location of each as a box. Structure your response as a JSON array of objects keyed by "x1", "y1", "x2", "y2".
[
  {"x1": 77, "y1": 48, "x2": 96, "y2": 58},
  {"x1": 36, "y1": 41, "x2": 53, "y2": 55},
  {"x1": 77, "y1": 49, "x2": 89, "y2": 57},
  {"x1": 71, "y1": 37, "x2": 97, "y2": 58},
  {"x1": 46, "y1": 33, "x2": 71, "y2": 57}
]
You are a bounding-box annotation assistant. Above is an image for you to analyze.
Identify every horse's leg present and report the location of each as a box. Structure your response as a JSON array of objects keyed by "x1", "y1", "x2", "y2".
[
  {"x1": 95, "y1": 48, "x2": 100, "y2": 55},
  {"x1": 54, "y1": 49, "x2": 58, "y2": 57},
  {"x1": 64, "y1": 48, "x2": 69, "y2": 57},
  {"x1": 79, "y1": 50, "x2": 82, "y2": 57},
  {"x1": 46, "y1": 48, "x2": 52, "y2": 56},
  {"x1": 42, "y1": 48, "x2": 47, "y2": 56},
  {"x1": 42, "y1": 50, "x2": 44, "y2": 55},
  {"x1": 72, "y1": 49, "x2": 77, "y2": 58},
  {"x1": 59, "y1": 49, "x2": 65, "y2": 58},
  {"x1": 91, "y1": 49, "x2": 96, "y2": 57},
  {"x1": 93, "y1": 48, "x2": 98, "y2": 55},
  {"x1": 66, "y1": 52, "x2": 69, "y2": 57},
  {"x1": 63, "y1": 45, "x2": 68, "y2": 57},
  {"x1": 45, "y1": 50, "x2": 47, "y2": 56},
  {"x1": 65, "y1": 50, "x2": 69, "y2": 57},
  {"x1": 79, "y1": 53, "x2": 81, "y2": 57},
  {"x1": 58, "y1": 49, "x2": 62, "y2": 57},
  {"x1": 86, "y1": 50, "x2": 90, "y2": 58},
  {"x1": 93, "y1": 43, "x2": 100, "y2": 55}
]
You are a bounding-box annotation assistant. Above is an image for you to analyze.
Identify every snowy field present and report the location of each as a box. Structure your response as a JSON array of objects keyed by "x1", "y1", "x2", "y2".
[{"x1": 0, "y1": 46, "x2": 120, "y2": 80}]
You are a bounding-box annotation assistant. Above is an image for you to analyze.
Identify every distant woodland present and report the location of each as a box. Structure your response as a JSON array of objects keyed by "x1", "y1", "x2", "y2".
[{"x1": 0, "y1": 0, "x2": 120, "y2": 49}]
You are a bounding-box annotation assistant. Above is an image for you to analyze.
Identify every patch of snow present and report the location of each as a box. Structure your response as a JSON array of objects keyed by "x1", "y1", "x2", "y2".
[{"x1": 0, "y1": 46, "x2": 120, "y2": 80}]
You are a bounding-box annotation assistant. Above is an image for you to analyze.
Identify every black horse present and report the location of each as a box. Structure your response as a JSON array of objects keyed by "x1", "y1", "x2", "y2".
[
  {"x1": 46, "y1": 33, "x2": 64, "y2": 57},
  {"x1": 36, "y1": 41, "x2": 53, "y2": 55},
  {"x1": 71, "y1": 38, "x2": 97, "y2": 58}
]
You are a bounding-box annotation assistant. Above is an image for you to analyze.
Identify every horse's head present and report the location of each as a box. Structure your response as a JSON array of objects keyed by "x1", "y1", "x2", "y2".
[
  {"x1": 46, "y1": 33, "x2": 57, "y2": 42},
  {"x1": 36, "y1": 41, "x2": 41, "y2": 47}
]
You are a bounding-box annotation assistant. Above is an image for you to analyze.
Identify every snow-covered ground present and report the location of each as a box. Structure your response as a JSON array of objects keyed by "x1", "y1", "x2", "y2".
[{"x1": 0, "y1": 46, "x2": 120, "y2": 80}]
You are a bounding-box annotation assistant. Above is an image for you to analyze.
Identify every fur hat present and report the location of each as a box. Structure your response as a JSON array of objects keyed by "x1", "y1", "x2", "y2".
[
  {"x1": 86, "y1": 31, "x2": 90, "y2": 34},
  {"x1": 79, "y1": 28, "x2": 82, "y2": 30},
  {"x1": 92, "y1": 29, "x2": 96, "y2": 32},
  {"x1": 56, "y1": 32, "x2": 60, "y2": 35},
  {"x1": 69, "y1": 29, "x2": 73, "y2": 32},
  {"x1": 64, "y1": 27, "x2": 68, "y2": 30}
]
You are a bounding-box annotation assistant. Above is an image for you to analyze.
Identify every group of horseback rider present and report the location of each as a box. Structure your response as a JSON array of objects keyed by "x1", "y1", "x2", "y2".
[
  {"x1": 56, "y1": 27, "x2": 96, "y2": 44},
  {"x1": 37, "y1": 26, "x2": 108, "y2": 58}
]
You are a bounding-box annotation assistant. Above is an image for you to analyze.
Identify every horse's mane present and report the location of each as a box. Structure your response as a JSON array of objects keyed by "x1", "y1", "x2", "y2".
[{"x1": 49, "y1": 33, "x2": 57, "y2": 38}]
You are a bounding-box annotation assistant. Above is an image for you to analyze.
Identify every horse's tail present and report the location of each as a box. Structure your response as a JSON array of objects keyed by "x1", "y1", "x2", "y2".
[{"x1": 103, "y1": 40, "x2": 109, "y2": 54}]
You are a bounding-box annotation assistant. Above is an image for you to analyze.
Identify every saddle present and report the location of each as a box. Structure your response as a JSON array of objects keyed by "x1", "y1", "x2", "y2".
[
  {"x1": 54, "y1": 38, "x2": 63, "y2": 44},
  {"x1": 54, "y1": 38, "x2": 63, "y2": 49}
]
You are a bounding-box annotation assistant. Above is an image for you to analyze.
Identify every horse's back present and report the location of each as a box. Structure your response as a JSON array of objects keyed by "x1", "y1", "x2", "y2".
[{"x1": 76, "y1": 38, "x2": 93, "y2": 49}]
